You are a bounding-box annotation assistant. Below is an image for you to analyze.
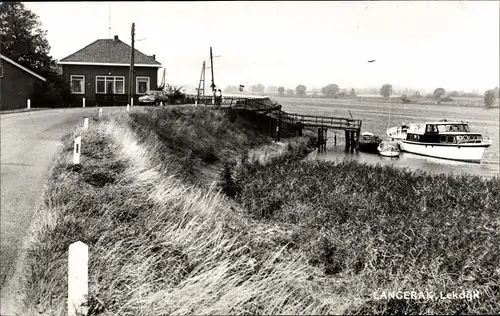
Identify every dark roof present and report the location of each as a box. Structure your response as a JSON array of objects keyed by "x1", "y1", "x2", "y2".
[
  {"x1": 59, "y1": 37, "x2": 161, "y2": 67},
  {"x1": 0, "y1": 54, "x2": 47, "y2": 81}
]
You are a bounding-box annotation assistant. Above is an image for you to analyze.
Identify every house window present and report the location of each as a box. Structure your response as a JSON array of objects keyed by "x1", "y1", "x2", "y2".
[
  {"x1": 70, "y1": 75, "x2": 85, "y2": 94},
  {"x1": 136, "y1": 76, "x2": 150, "y2": 94},
  {"x1": 96, "y1": 76, "x2": 125, "y2": 94}
]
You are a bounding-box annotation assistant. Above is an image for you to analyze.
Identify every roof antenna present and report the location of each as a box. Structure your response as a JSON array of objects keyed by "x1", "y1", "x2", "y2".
[{"x1": 108, "y1": 3, "x2": 111, "y2": 39}]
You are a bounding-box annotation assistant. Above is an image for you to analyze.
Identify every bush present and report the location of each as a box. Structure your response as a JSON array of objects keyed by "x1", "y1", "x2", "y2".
[
  {"x1": 484, "y1": 89, "x2": 496, "y2": 108},
  {"x1": 400, "y1": 94, "x2": 412, "y2": 104},
  {"x1": 441, "y1": 96, "x2": 454, "y2": 102}
]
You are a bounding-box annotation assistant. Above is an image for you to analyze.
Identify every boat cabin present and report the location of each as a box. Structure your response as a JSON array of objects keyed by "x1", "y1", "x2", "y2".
[{"x1": 405, "y1": 122, "x2": 483, "y2": 144}]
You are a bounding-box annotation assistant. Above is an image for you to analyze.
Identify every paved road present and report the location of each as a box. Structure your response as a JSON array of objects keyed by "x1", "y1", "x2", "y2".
[{"x1": 0, "y1": 107, "x2": 124, "y2": 313}]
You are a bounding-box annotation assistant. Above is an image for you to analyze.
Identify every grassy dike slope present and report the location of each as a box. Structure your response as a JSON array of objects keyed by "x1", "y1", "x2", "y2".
[
  {"x1": 21, "y1": 107, "x2": 343, "y2": 315},
  {"x1": 20, "y1": 106, "x2": 499, "y2": 315}
]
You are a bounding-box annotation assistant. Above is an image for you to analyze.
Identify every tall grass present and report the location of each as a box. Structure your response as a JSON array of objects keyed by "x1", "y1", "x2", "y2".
[
  {"x1": 233, "y1": 159, "x2": 500, "y2": 314},
  {"x1": 21, "y1": 108, "x2": 344, "y2": 315},
  {"x1": 20, "y1": 106, "x2": 498, "y2": 315}
]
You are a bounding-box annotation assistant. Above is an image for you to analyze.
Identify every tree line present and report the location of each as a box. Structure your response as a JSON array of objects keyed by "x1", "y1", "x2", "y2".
[{"x1": 225, "y1": 82, "x2": 498, "y2": 107}]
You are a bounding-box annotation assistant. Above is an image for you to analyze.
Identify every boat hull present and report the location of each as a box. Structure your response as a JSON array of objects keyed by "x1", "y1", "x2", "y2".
[
  {"x1": 400, "y1": 141, "x2": 490, "y2": 163},
  {"x1": 359, "y1": 142, "x2": 380, "y2": 153}
]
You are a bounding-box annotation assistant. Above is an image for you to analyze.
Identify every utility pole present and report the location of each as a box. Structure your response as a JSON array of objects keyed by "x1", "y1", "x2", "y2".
[
  {"x1": 210, "y1": 46, "x2": 215, "y2": 94},
  {"x1": 128, "y1": 23, "x2": 135, "y2": 105},
  {"x1": 197, "y1": 61, "x2": 206, "y2": 104}
]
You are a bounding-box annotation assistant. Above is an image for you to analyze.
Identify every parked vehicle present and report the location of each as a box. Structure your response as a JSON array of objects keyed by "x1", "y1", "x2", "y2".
[
  {"x1": 138, "y1": 90, "x2": 169, "y2": 106},
  {"x1": 400, "y1": 121, "x2": 491, "y2": 163}
]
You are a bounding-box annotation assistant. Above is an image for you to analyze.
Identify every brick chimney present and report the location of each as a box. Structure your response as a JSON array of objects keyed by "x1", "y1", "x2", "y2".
[{"x1": 114, "y1": 35, "x2": 119, "y2": 41}]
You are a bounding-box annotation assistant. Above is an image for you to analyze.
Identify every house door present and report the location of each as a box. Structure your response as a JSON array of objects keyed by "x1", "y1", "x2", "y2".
[{"x1": 107, "y1": 81, "x2": 114, "y2": 94}]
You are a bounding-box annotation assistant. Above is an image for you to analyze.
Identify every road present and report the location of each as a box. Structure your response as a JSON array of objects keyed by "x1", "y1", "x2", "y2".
[{"x1": 0, "y1": 107, "x2": 122, "y2": 314}]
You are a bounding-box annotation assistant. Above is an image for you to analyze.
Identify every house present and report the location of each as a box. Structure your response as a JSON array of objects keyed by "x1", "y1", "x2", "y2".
[
  {"x1": 58, "y1": 35, "x2": 162, "y2": 107},
  {"x1": 0, "y1": 54, "x2": 47, "y2": 111}
]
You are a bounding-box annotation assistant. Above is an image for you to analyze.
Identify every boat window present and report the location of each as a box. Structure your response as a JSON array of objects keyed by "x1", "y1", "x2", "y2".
[
  {"x1": 426, "y1": 125, "x2": 437, "y2": 132},
  {"x1": 437, "y1": 125, "x2": 446, "y2": 132},
  {"x1": 447, "y1": 136, "x2": 455, "y2": 143},
  {"x1": 440, "y1": 135, "x2": 446, "y2": 142}
]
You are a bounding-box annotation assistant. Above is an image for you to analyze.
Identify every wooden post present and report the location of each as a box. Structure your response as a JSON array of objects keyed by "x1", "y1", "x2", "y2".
[
  {"x1": 27, "y1": 99, "x2": 31, "y2": 109},
  {"x1": 83, "y1": 118, "x2": 89, "y2": 129},
  {"x1": 324, "y1": 128, "x2": 328, "y2": 151},
  {"x1": 334, "y1": 133, "x2": 337, "y2": 146},
  {"x1": 73, "y1": 136, "x2": 81, "y2": 165},
  {"x1": 345, "y1": 130, "x2": 350, "y2": 151},
  {"x1": 82, "y1": 98, "x2": 86, "y2": 108},
  {"x1": 68, "y1": 241, "x2": 88, "y2": 316},
  {"x1": 98, "y1": 108, "x2": 102, "y2": 118},
  {"x1": 127, "y1": 104, "x2": 130, "y2": 112},
  {"x1": 277, "y1": 108, "x2": 281, "y2": 142},
  {"x1": 316, "y1": 130, "x2": 319, "y2": 152},
  {"x1": 131, "y1": 98, "x2": 134, "y2": 107},
  {"x1": 351, "y1": 131, "x2": 356, "y2": 151}
]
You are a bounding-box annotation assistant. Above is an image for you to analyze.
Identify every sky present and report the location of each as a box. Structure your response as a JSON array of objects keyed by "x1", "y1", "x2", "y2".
[{"x1": 24, "y1": 1, "x2": 500, "y2": 92}]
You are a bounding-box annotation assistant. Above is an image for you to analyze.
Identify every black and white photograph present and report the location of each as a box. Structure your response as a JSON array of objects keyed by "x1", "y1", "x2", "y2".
[{"x1": 1, "y1": 1, "x2": 499, "y2": 315}]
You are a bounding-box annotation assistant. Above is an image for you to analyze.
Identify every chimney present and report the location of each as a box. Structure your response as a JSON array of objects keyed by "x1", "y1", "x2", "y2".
[
  {"x1": 114, "y1": 35, "x2": 119, "y2": 41},
  {"x1": 152, "y1": 54, "x2": 155, "y2": 60}
]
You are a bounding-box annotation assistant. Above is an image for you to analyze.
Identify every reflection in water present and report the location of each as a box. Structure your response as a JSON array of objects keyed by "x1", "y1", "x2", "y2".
[{"x1": 307, "y1": 145, "x2": 499, "y2": 178}]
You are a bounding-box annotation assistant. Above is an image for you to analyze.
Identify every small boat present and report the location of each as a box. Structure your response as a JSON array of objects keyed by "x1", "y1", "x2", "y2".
[
  {"x1": 358, "y1": 132, "x2": 382, "y2": 153},
  {"x1": 378, "y1": 141, "x2": 401, "y2": 157},
  {"x1": 400, "y1": 121, "x2": 491, "y2": 163}
]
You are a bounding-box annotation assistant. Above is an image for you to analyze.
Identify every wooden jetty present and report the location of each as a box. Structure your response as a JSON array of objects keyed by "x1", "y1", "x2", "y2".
[{"x1": 195, "y1": 95, "x2": 362, "y2": 151}]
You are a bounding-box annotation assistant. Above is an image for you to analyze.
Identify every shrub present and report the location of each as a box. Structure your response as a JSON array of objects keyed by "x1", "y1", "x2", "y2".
[
  {"x1": 484, "y1": 89, "x2": 496, "y2": 108},
  {"x1": 400, "y1": 94, "x2": 412, "y2": 104}
]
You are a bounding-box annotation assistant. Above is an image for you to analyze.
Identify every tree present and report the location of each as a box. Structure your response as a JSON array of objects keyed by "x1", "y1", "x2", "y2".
[
  {"x1": 321, "y1": 84, "x2": 340, "y2": 98},
  {"x1": 295, "y1": 85, "x2": 307, "y2": 97},
  {"x1": 484, "y1": 89, "x2": 496, "y2": 108},
  {"x1": 1, "y1": 2, "x2": 73, "y2": 107},
  {"x1": 278, "y1": 86, "x2": 285, "y2": 97},
  {"x1": 380, "y1": 84, "x2": 393, "y2": 98},
  {"x1": 251, "y1": 83, "x2": 265, "y2": 95},
  {"x1": 349, "y1": 88, "x2": 357, "y2": 98},
  {"x1": 401, "y1": 94, "x2": 411, "y2": 104},
  {"x1": 286, "y1": 89, "x2": 295, "y2": 96},
  {"x1": 449, "y1": 90, "x2": 459, "y2": 97},
  {"x1": 266, "y1": 85, "x2": 278, "y2": 94},
  {"x1": 413, "y1": 91, "x2": 421, "y2": 97},
  {"x1": 433, "y1": 88, "x2": 446, "y2": 104}
]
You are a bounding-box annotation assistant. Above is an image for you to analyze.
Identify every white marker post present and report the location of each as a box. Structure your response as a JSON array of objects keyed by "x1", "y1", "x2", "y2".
[
  {"x1": 83, "y1": 118, "x2": 89, "y2": 129},
  {"x1": 195, "y1": 100, "x2": 198, "y2": 107},
  {"x1": 73, "y1": 136, "x2": 81, "y2": 165},
  {"x1": 27, "y1": 99, "x2": 31, "y2": 109},
  {"x1": 98, "y1": 108, "x2": 102, "y2": 118},
  {"x1": 131, "y1": 98, "x2": 134, "y2": 107},
  {"x1": 82, "y1": 98, "x2": 86, "y2": 108},
  {"x1": 68, "y1": 241, "x2": 88, "y2": 316},
  {"x1": 127, "y1": 104, "x2": 130, "y2": 113}
]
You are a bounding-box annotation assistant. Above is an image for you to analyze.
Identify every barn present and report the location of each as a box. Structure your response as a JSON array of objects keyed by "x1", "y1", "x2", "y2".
[{"x1": 0, "y1": 54, "x2": 47, "y2": 111}]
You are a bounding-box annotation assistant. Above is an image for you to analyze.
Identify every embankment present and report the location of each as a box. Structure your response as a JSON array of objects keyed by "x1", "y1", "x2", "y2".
[{"x1": 17, "y1": 106, "x2": 499, "y2": 315}]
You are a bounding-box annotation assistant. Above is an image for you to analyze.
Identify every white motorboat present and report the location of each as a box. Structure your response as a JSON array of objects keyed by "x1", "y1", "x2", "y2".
[
  {"x1": 378, "y1": 141, "x2": 400, "y2": 157},
  {"x1": 400, "y1": 121, "x2": 491, "y2": 163},
  {"x1": 386, "y1": 123, "x2": 409, "y2": 141}
]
